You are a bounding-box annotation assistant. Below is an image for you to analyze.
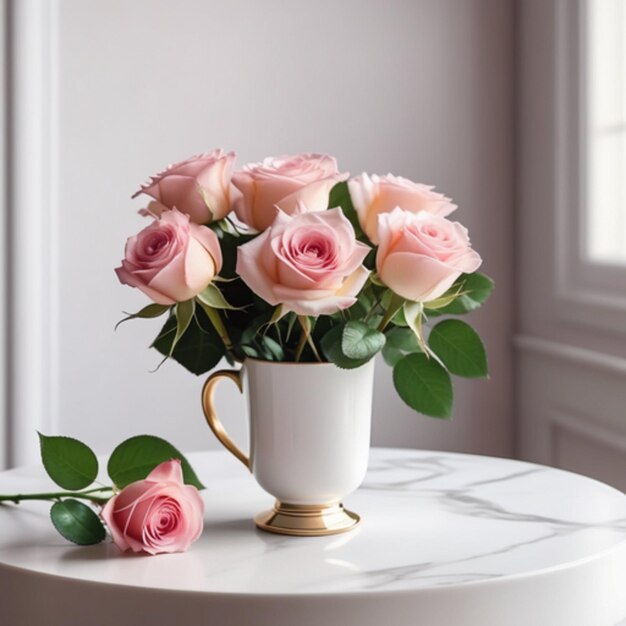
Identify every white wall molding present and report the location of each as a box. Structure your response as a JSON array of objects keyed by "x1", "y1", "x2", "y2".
[
  {"x1": 515, "y1": 334, "x2": 626, "y2": 377},
  {"x1": 516, "y1": 338, "x2": 626, "y2": 491},
  {"x1": 6, "y1": 0, "x2": 57, "y2": 465},
  {"x1": 550, "y1": 408, "x2": 626, "y2": 458}
]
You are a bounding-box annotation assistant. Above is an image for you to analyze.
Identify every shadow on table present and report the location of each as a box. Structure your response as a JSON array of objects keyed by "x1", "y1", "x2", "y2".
[{"x1": 59, "y1": 516, "x2": 259, "y2": 562}]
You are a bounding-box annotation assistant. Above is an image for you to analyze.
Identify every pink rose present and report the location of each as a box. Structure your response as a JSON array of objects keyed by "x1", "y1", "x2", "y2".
[
  {"x1": 348, "y1": 173, "x2": 457, "y2": 243},
  {"x1": 101, "y1": 460, "x2": 204, "y2": 555},
  {"x1": 376, "y1": 208, "x2": 482, "y2": 302},
  {"x1": 236, "y1": 207, "x2": 370, "y2": 316},
  {"x1": 115, "y1": 208, "x2": 222, "y2": 305},
  {"x1": 232, "y1": 153, "x2": 347, "y2": 231},
  {"x1": 133, "y1": 150, "x2": 236, "y2": 224}
]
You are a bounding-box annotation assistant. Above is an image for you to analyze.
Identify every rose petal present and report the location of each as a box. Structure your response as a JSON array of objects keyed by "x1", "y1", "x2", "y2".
[
  {"x1": 236, "y1": 231, "x2": 281, "y2": 305},
  {"x1": 115, "y1": 265, "x2": 175, "y2": 305},
  {"x1": 276, "y1": 178, "x2": 338, "y2": 216},
  {"x1": 101, "y1": 495, "x2": 131, "y2": 552},
  {"x1": 183, "y1": 236, "x2": 217, "y2": 294},
  {"x1": 379, "y1": 252, "x2": 462, "y2": 302},
  {"x1": 147, "y1": 459, "x2": 184, "y2": 484},
  {"x1": 283, "y1": 295, "x2": 359, "y2": 316}
]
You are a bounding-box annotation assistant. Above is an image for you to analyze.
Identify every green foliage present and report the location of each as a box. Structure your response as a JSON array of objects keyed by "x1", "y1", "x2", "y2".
[
  {"x1": 172, "y1": 300, "x2": 195, "y2": 356},
  {"x1": 393, "y1": 353, "x2": 453, "y2": 419},
  {"x1": 402, "y1": 301, "x2": 428, "y2": 353},
  {"x1": 38, "y1": 434, "x2": 98, "y2": 490},
  {"x1": 391, "y1": 306, "x2": 409, "y2": 327},
  {"x1": 382, "y1": 327, "x2": 422, "y2": 367},
  {"x1": 432, "y1": 272, "x2": 494, "y2": 315},
  {"x1": 107, "y1": 434, "x2": 205, "y2": 490},
  {"x1": 238, "y1": 309, "x2": 286, "y2": 361},
  {"x1": 115, "y1": 303, "x2": 170, "y2": 330},
  {"x1": 152, "y1": 306, "x2": 225, "y2": 375},
  {"x1": 328, "y1": 181, "x2": 368, "y2": 242},
  {"x1": 241, "y1": 325, "x2": 285, "y2": 361},
  {"x1": 196, "y1": 284, "x2": 240, "y2": 310},
  {"x1": 117, "y1": 196, "x2": 493, "y2": 423},
  {"x1": 428, "y1": 319, "x2": 488, "y2": 378},
  {"x1": 50, "y1": 499, "x2": 106, "y2": 545},
  {"x1": 341, "y1": 321, "x2": 386, "y2": 360},
  {"x1": 320, "y1": 324, "x2": 370, "y2": 369}
]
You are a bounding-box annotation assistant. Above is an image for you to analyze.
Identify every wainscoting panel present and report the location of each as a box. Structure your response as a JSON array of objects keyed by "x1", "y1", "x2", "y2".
[{"x1": 517, "y1": 336, "x2": 626, "y2": 492}]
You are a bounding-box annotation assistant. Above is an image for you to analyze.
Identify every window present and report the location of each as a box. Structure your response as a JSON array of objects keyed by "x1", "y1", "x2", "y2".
[{"x1": 584, "y1": 0, "x2": 626, "y2": 264}]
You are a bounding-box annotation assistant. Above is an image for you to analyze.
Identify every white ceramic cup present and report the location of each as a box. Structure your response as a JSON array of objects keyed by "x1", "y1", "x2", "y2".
[{"x1": 201, "y1": 358, "x2": 375, "y2": 535}]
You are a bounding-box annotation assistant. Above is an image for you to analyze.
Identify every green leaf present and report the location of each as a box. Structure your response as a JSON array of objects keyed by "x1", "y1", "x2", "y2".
[
  {"x1": 38, "y1": 433, "x2": 98, "y2": 490},
  {"x1": 269, "y1": 305, "x2": 284, "y2": 325},
  {"x1": 393, "y1": 353, "x2": 453, "y2": 418},
  {"x1": 196, "y1": 284, "x2": 240, "y2": 310},
  {"x1": 436, "y1": 272, "x2": 495, "y2": 315},
  {"x1": 423, "y1": 288, "x2": 463, "y2": 310},
  {"x1": 242, "y1": 344, "x2": 260, "y2": 358},
  {"x1": 260, "y1": 334, "x2": 284, "y2": 361},
  {"x1": 342, "y1": 320, "x2": 385, "y2": 360},
  {"x1": 320, "y1": 324, "x2": 370, "y2": 369},
  {"x1": 152, "y1": 305, "x2": 225, "y2": 375},
  {"x1": 50, "y1": 499, "x2": 106, "y2": 545},
  {"x1": 107, "y1": 434, "x2": 205, "y2": 490},
  {"x1": 328, "y1": 181, "x2": 368, "y2": 241},
  {"x1": 403, "y1": 301, "x2": 428, "y2": 353},
  {"x1": 382, "y1": 327, "x2": 422, "y2": 367},
  {"x1": 391, "y1": 306, "x2": 409, "y2": 327},
  {"x1": 428, "y1": 319, "x2": 488, "y2": 378},
  {"x1": 170, "y1": 300, "x2": 196, "y2": 356},
  {"x1": 115, "y1": 303, "x2": 170, "y2": 330}
]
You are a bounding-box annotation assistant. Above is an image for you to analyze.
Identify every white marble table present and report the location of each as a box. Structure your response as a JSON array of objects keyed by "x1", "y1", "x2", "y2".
[{"x1": 0, "y1": 448, "x2": 624, "y2": 626}]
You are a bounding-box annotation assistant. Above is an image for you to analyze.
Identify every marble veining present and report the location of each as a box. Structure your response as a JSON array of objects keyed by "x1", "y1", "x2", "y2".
[{"x1": 0, "y1": 448, "x2": 625, "y2": 596}]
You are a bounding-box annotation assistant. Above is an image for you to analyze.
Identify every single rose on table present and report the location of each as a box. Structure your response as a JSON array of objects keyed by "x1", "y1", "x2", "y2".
[
  {"x1": 115, "y1": 208, "x2": 222, "y2": 305},
  {"x1": 232, "y1": 153, "x2": 347, "y2": 231},
  {"x1": 236, "y1": 205, "x2": 370, "y2": 316},
  {"x1": 348, "y1": 173, "x2": 457, "y2": 243},
  {"x1": 134, "y1": 150, "x2": 236, "y2": 224},
  {"x1": 101, "y1": 459, "x2": 204, "y2": 555}
]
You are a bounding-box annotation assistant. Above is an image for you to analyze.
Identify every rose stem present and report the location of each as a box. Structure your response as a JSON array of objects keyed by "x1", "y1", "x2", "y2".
[
  {"x1": 204, "y1": 306, "x2": 233, "y2": 349},
  {"x1": 364, "y1": 293, "x2": 383, "y2": 324},
  {"x1": 294, "y1": 316, "x2": 311, "y2": 362},
  {"x1": 377, "y1": 292, "x2": 405, "y2": 332},
  {"x1": 0, "y1": 486, "x2": 113, "y2": 505},
  {"x1": 306, "y1": 335, "x2": 322, "y2": 362}
]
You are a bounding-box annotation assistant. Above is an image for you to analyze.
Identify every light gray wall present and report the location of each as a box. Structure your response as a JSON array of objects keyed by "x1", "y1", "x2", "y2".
[
  {"x1": 516, "y1": 0, "x2": 626, "y2": 492},
  {"x1": 4, "y1": 0, "x2": 515, "y2": 465},
  {"x1": 0, "y1": 0, "x2": 7, "y2": 468}
]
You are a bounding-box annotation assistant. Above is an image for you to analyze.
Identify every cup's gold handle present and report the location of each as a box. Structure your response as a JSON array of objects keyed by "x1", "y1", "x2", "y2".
[{"x1": 201, "y1": 369, "x2": 250, "y2": 470}]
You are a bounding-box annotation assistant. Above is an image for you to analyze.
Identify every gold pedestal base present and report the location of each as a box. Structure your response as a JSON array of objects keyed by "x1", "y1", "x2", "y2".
[{"x1": 255, "y1": 501, "x2": 361, "y2": 536}]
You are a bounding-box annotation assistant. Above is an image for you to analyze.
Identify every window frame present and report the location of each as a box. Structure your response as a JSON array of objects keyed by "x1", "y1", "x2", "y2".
[{"x1": 555, "y1": 0, "x2": 626, "y2": 333}]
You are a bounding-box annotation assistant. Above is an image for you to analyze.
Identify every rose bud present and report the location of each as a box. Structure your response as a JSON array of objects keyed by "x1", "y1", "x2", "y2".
[
  {"x1": 236, "y1": 206, "x2": 370, "y2": 316},
  {"x1": 115, "y1": 208, "x2": 222, "y2": 305},
  {"x1": 133, "y1": 150, "x2": 236, "y2": 224},
  {"x1": 348, "y1": 173, "x2": 457, "y2": 244},
  {"x1": 376, "y1": 207, "x2": 482, "y2": 303},
  {"x1": 232, "y1": 153, "x2": 347, "y2": 231},
  {"x1": 101, "y1": 459, "x2": 204, "y2": 555}
]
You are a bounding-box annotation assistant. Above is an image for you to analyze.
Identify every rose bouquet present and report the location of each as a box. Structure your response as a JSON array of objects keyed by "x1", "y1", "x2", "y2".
[{"x1": 115, "y1": 151, "x2": 492, "y2": 418}]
